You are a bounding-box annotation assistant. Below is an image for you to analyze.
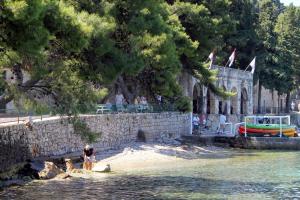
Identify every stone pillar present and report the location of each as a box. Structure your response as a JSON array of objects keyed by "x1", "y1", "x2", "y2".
[
  {"x1": 203, "y1": 96, "x2": 207, "y2": 114},
  {"x1": 208, "y1": 91, "x2": 219, "y2": 114},
  {"x1": 226, "y1": 100, "x2": 231, "y2": 115},
  {"x1": 237, "y1": 88, "x2": 241, "y2": 114},
  {"x1": 248, "y1": 85, "x2": 253, "y2": 114},
  {"x1": 203, "y1": 87, "x2": 208, "y2": 114},
  {"x1": 214, "y1": 98, "x2": 219, "y2": 114}
]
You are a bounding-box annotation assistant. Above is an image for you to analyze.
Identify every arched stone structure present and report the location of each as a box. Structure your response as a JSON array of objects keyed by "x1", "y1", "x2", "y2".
[
  {"x1": 218, "y1": 85, "x2": 228, "y2": 114},
  {"x1": 230, "y1": 87, "x2": 238, "y2": 114},
  {"x1": 241, "y1": 88, "x2": 248, "y2": 115},
  {"x1": 192, "y1": 83, "x2": 204, "y2": 113},
  {"x1": 206, "y1": 89, "x2": 218, "y2": 114},
  {"x1": 180, "y1": 65, "x2": 254, "y2": 125}
]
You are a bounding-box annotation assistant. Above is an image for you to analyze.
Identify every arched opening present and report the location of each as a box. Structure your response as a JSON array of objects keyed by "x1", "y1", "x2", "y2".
[
  {"x1": 241, "y1": 88, "x2": 248, "y2": 115},
  {"x1": 207, "y1": 89, "x2": 211, "y2": 114},
  {"x1": 219, "y1": 86, "x2": 227, "y2": 114},
  {"x1": 230, "y1": 87, "x2": 238, "y2": 114},
  {"x1": 192, "y1": 83, "x2": 204, "y2": 114},
  {"x1": 206, "y1": 89, "x2": 217, "y2": 114}
]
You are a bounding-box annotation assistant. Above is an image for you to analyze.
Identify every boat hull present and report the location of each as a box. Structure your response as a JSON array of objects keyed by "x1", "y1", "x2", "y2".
[{"x1": 239, "y1": 126, "x2": 296, "y2": 137}]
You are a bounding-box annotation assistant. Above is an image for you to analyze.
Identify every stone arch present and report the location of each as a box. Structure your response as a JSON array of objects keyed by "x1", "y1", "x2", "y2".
[
  {"x1": 219, "y1": 85, "x2": 227, "y2": 114},
  {"x1": 192, "y1": 83, "x2": 204, "y2": 114},
  {"x1": 230, "y1": 87, "x2": 238, "y2": 114},
  {"x1": 206, "y1": 89, "x2": 217, "y2": 114},
  {"x1": 241, "y1": 88, "x2": 248, "y2": 114}
]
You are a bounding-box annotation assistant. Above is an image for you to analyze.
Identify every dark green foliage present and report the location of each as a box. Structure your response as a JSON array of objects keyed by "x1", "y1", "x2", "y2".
[
  {"x1": 223, "y1": 0, "x2": 259, "y2": 68},
  {"x1": 0, "y1": 0, "x2": 113, "y2": 113},
  {"x1": 72, "y1": 118, "x2": 99, "y2": 143},
  {"x1": 174, "y1": 96, "x2": 192, "y2": 112},
  {"x1": 0, "y1": 0, "x2": 299, "y2": 114}
]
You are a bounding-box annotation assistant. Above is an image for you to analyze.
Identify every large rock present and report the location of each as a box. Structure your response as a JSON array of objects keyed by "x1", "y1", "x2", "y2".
[
  {"x1": 92, "y1": 164, "x2": 111, "y2": 173},
  {"x1": 17, "y1": 162, "x2": 39, "y2": 179},
  {"x1": 38, "y1": 161, "x2": 65, "y2": 179}
]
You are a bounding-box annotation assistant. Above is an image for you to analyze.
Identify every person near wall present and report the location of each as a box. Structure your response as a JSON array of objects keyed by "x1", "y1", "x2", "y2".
[
  {"x1": 192, "y1": 114, "x2": 200, "y2": 133},
  {"x1": 218, "y1": 112, "x2": 227, "y2": 134},
  {"x1": 291, "y1": 101, "x2": 295, "y2": 111},
  {"x1": 83, "y1": 144, "x2": 96, "y2": 171},
  {"x1": 134, "y1": 96, "x2": 141, "y2": 105},
  {"x1": 156, "y1": 95, "x2": 162, "y2": 105},
  {"x1": 140, "y1": 96, "x2": 148, "y2": 105},
  {"x1": 115, "y1": 91, "x2": 125, "y2": 105},
  {"x1": 115, "y1": 91, "x2": 126, "y2": 111},
  {"x1": 139, "y1": 96, "x2": 149, "y2": 111},
  {"x1": 200, "y1": 113, "x2": 206, "y2": 127}
]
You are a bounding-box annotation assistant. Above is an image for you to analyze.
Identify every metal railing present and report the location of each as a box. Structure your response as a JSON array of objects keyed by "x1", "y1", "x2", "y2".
[
  {"x1": 0, "y1": 108, "x2": 52, "y2": 125},
  {"x1": 243, "y1": 115, "x2": 291, "y2": 138},
  {"x1": 95, "y1": 103, "x2": 177, "y2": 114}
]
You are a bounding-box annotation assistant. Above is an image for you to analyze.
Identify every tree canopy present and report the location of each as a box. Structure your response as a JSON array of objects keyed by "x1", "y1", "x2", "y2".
[
  {"x1": 0, "y1": 0, "x2": 299, "y2": 113},
  {"x1": 0, "y1": 0, "x2": 234, "y2": 113}
]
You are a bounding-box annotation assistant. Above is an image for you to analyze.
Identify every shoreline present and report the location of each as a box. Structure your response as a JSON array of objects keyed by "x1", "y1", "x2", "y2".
[
  {"x1": 0, "y1": 142, "x2": 230, "y2": 188},
  {"x1": 0, "y1": 138, "x2": 300, "y2": 189},
  {"x1": 2, "y1": 139, "x2": 297, "y2": 189}
]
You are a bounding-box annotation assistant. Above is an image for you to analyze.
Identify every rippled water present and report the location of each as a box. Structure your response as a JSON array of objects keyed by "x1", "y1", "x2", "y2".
[{"x1": 1, "y1": 149, "x2": 300, "y2": 199}]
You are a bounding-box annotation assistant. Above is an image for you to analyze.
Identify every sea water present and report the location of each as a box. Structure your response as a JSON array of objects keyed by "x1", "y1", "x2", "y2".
[{"x1": 1, "y1": 149, "x2": 300, "y2": 200}]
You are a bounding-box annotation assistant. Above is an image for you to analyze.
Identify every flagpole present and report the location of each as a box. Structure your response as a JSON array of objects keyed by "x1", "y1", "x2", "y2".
[
  {"x1": 244, "y1": 64, "x2": 250, "y2": 71},
  {"x1": 245, "y1": 57, "x2": 256, "y2": 72},
  {"x1": 224, "y1": 60, "x2": 229, "y2": 68}
]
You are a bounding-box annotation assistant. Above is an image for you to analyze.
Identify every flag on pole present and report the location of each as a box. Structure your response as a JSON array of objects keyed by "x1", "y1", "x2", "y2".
[
  {"x1": 207, "y1": 51, "x2": 215, "y2": 69},
  {"x1": 227, "y1": 48, "x2": 236, "y2": 67},
  {"x1": 249, "y1": 57, "x2": 256, "y2": 74},
  {"x1": 208, "y1": 52, "x2": 214, "y2": 61}
]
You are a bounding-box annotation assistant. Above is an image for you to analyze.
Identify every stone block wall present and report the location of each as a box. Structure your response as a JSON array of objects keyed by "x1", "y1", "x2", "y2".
[
  {"x1": 236, "y1": 137, "x2": 300, "y2": 150},
  {"x1": 0, "y1": 112, "x2": 190, "y2": 172}
]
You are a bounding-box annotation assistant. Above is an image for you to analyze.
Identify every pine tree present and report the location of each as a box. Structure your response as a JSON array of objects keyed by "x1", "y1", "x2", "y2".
[
  {"x1": 274, "y1": 5, "x2": 300, "y2": 112},
  {"x1": 255, "y1": 0, "x2": 283, "y2": 113},
  {"x1": 0, "y1": 0, "x2": 114, "y2": 114},
  {"x1": 224, "y1": 0, "x2": 259, "y2": 69}
]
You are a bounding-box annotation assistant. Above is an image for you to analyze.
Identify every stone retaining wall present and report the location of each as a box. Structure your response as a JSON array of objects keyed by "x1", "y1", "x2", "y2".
[
  {"x1": 182, "y1": 135, "x2": 300, "y2": 150},
  {"x1": 0, "y1": 112, "x2": 191, "y2": 172},
  {"x1": 236, "y1": 137, "x2": 300, "y2": 150}
]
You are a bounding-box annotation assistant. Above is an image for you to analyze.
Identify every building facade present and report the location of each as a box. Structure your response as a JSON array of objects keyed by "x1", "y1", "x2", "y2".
[
  {"x1": 253, "y1": 82, "x2": 287, "y2": 114},
  {"x1": 180, "y1": 65, "x2": 254, "y2": 127},
  {"x1": 181, "y1": 64, "x2": 289, "y2": 130}
]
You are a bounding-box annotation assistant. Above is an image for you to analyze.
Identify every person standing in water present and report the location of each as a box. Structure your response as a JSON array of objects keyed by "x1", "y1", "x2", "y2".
[{"x1": 83, "y1": 144, "x2": 95, "y2": 170}]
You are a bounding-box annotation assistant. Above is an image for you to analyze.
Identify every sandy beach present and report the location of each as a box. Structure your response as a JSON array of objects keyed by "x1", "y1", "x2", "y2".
[{"x1": 92, "y1": 142, "x2": 229, "y2": 173}]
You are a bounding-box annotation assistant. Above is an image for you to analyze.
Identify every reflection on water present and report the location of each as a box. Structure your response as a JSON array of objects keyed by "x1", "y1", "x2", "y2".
[{"x1": 1, "y1": 150, "x2": 300, "y2": 200}]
